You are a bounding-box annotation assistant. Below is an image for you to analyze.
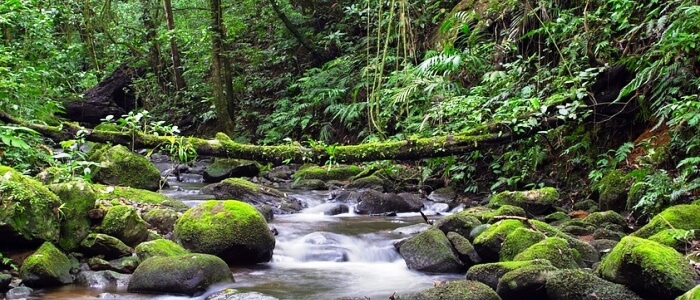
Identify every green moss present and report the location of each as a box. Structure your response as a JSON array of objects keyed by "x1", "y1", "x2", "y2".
[
  {"x1": 677, "y1": 284, "x2": 700, "y2": 300},
  {"x1": 19, "y1": 242, "x2": 73, "y2": 287},
  {"x1": 596, "y1": 236, "x2": 697, "y2": 299},
  {"x1": 401, "y1": 280, "x2": 501, "y2": 300},
  {"x1": 91, "y1": 145, "x2": 162, "y2": 191},
  {"x1": 127, "y1": 253, "x2": 234, "y2": 295},
  {"x1": 134, "y1": 239, "x2": 189, "y2": 261},
  {"x1": 632, "y1": 205, "x2": 700, "y2": 238},
  {"x1": 466, "y1": 259, "x2": 554, "y2": 290},
  {"x1": 434, "y1": 213, "x2": 482, "y2": 238},
  {"x1": 0, "y1": 166, "x2": 62, "y2": 243},
  {"x1": 595, "y1": 169, "x2": 631, "y2": 212},
  {"x1": 464, "y1": 205, "x2": 526, "y2": 223},
  {"x1": 496, "y1": 263, "x2": 558, "y2": 299},
  {"x1": 513, "y1": 237, "x2": 582, "y2": 268},
  {"x1": 543, "y1": 211, "x2": 569, "y2": 223},
  {"x1": 399, "y1": 228, "x2": 465, "y2": 273},
  {"x1": 584, "y1": 210, "x2": 626, "y2": 227},
  {"x1": 294, "y1": 164, "x2": 362, "y2": 181},
  {"x1": 94, "y1": 184, "x2": 188, "y2": 210},
  {"x1": 101, "y1": 205, "x2": 149, "y2": 247},
  {"x1": 49, "y1": 181, "x2": 97, "y2": 251},
  {"x1": 647, "y1": 229, "x2": 696, "y2": 251},
  {"x1": 473, "y1": 219, "x2": 526, "y2": 261},
  {"x1": 94, "y1": 123, "x2": 123, "y2": 132},
  {"x1": 499, "y1": 227, "x2": 546, "y2": 261},
  {"x1": 291, "y1": 178, "x2": 329, "y2": 190},
  {"x1": 488, "y1": 187, "x2": 558, "y2": 215},
  {"x1": 79, "y1": 233, "x2": 132, "y2": 259},
  {"x1": 528, "y1": 219, "x2": 600, "y2": 266},
  {"x1": 346, "y1": 175, "x2": 385, "y2": 191},
  {"x1": 546, "y1": 269, "x2": 643, "y2": 300},
  {"x1": 572, "y1": 199, "x2": 599, "y2": 212}
]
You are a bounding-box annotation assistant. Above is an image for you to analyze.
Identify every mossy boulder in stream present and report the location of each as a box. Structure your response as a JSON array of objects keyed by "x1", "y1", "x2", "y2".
[
  {"x1": 134, "y1": 239, "x2": 189, "y2": 261},
  {"x1": 0, "y1": 166, "x2": 62, "y2": 245},
  {"x1": 647, "y1": 229, "x2": 697, "y2": 252},
  {"x1": 19, "y1": 242, "x2": 74, "y2": 288},
  {"x1": 495, "y1": 263, "x2": 557, "y2": 300},
  {"x1": 293, "y1": 164, "x2": 361, "y2": 181},
  {"x1": 49, "y1": 181, "x2": 97, "y2": 251},
  {"x1": 596, "y1": 236, "x2": 698, "y2": 299},
  {"x1": 80, "y1": 233, "x2": 133, "y2": 259},
  {"x1": 201, "y1": 178, "x2": 302, "y2": 213},
  {"x1": 174, "y1": 200, "x2": 275, "y2": 265},
  {"x1": 466, "y1": 259, "x2": 553, "y2": 290},
  {"x1": 94, "y1": 184, "x2": 189, "y2": 211},
  {"x1": 128, "y1": 253, "x2": 234, "y2": 296},
  {"x1": 631, "y1": 204, "x2": 700, "y2": 238},
  {"x1": 203, "y1": 158, "x2": 260, "y2": 183},
  {"x1": 473, "y1": 219, "x2": 526, "y2": 262},
  {"x1": 345, "y1": 174, "x2": 385, "y2": 191},
  {"x1": 462, "y1": 205, "x2": 527, "y2": 224},
  {"x1": 142, "y1": 208, "x2": 179, "y2": 235},
  {"x1": 677, "y1": 284, "x2": 700, "y2": 300},
  {"x1": 100, "y1": 205, "x2": 149, "y2": 247},
  {"x1": 91, "y1": 145, "x2": 162, "y2": 191},
  {"x1": 499, "y1": 227, "x2": 546, "y2": 262},
  {"x1": 400, "y1": 280, "x2": 501, "y2": 300},
  {"x1": 488, "y1": 187, "x2": 558, "y2": 215},
  {"x1": 545, "y1": 269, "x2": 642, "y2": 300},
  {"x1": 434, "y1": 213, "x2": 482, "y2": 238},
  {"x1": 513, "y1": 237, "x2": 582, "y2": 269},
  {"x1": 399, "y1": 228, "x2": 465, "y2": 273}
]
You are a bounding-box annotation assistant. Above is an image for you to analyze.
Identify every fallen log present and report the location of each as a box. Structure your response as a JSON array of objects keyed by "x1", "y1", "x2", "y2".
[{"x1": 0, "y1": 111, "x2": 563, "y2": 165}]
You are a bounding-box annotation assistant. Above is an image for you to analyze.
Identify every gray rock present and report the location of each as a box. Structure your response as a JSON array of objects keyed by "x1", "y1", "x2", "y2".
[
  {"x1": 5, "y1": 286, "x2": 33, "y2": 299},
  {"x1": 399, "y1": 228, "x2": 464, "y2": 273},
  {"x1": 128, "y1": 254, "x2": 234, "y2": 296},
  {"x1": 75, "y1": 270, "x2": 130, "y2": 289},
  {"x1": 206, "y1": 288, "x2": 279, "y2": 300}
]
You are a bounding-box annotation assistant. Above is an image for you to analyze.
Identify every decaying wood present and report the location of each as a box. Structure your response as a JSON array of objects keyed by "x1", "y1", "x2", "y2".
[{"x1": 0, "y1": 111, "x2": 563, "y2": 165}]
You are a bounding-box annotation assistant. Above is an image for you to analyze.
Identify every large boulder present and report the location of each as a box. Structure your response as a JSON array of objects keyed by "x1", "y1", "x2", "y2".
[
  {"x1": 400, "y1": 280, "x2": 501, "y2": 300},
  {"x1": 91, "y1": 145, "x2": 162, "y2": 191},
  {"x1": 473, "y1": 220, "x2": 526, "y2": 262},
  {"x1": 346, "y1": 175, "x2": 386, "y2": 191},
  {"x1": 513, "y1": 237, "x2": 582, "y2": 269},
  {"x1": 203, "y1": 158, "x2": 260, "y2": 183},
  {"x1": 495, "y1": 263, "x2": 557, "y2": 300},
  {"x1": 0, "y1": 166, "x2": 62, "y2": 245},
  {"x1": 75, "y1": 270, "x2": 130, "y2": 289},
  {"x1": 19, "y1": 242, "x2": 74, "y2": 288},
  {"x1": 87, "y1": 256, "x2": 139, "y2": 274},
  {"x1": 127, "y1": 253, "x2": 234, "y2": 296},
  {"x1": 200, "y1": 178, "x2": 302, "y2": 213},
  {"x1": 632, "y1": 204, "x2": 700, "y2": 238},
  {"x1": 434, "y1": 213, "x2": 482, "y2": 238},
  {"x1": 142, "y1": 208, "x2": 180, "y2": 235},
  {"x1": 427, "y1": 186, "x2": 457, "y2": 204},
  {"x1": 134, "y1": 239, "x2": 189, "y2": 261},
  {"x1": 498, "y1": 227, "x2": 546, "y2": 262},
  {"x1": 94, "y1": 184, "x2": 189, "y2": 211},
  {"x1": 80, "y1": 233, "x2": 133, "y2": 259},
  {"x1": 466, "y1": 259, "x2": 553, "y2": 290},
  {"x1": 488, "y1": 187, "x2": 558, "y2": 215},
  {"x1": 546, "y1": 269, "x2": 642, "y2": 300},
  {"x1": 596, "y1": 236, "x2": 698, "y2": 299},
  {"x1": 462, "y1": 205, "x2": 527, "y2": 224},
  {"x1": 447, "y1": 232, "x2": 482, "y2": 267},
  {"x1": 174, "y1": 200, "x2": 275, "y2": 265},
  {"x1": 355, "y1": 190, "x2": 419, "y2": 214},
  {"x1": 100, "y1": 205, "x2": 149, "y2": 247},
  {"x1": 399, "y1": 228, "x2": 465, "y2": 273},
  {"x1": 49, "y1": 181, "x2": 97, "y2": 251}
]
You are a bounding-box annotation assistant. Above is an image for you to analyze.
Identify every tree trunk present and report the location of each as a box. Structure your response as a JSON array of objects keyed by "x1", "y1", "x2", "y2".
[
  {"x1": 210, "y1": 0, "x2": 236, "y2": 135},
  {"x1": 268, "y1": 0, "x2": 328, "y2": 63},
  {"x1": 0, "y1": 111, "x2": 563, "y2": 165},
  {"x1": 163, "y1": 0, "x2": 186, "y2": 93},
  {"x1": 141, "y1": 0, "x2": 165, "y2": 90}
]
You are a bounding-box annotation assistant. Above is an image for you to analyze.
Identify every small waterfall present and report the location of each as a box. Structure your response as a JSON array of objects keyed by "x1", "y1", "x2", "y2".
[{"x1": 273, "y1": 231, "x2": 400, "y2": 263}]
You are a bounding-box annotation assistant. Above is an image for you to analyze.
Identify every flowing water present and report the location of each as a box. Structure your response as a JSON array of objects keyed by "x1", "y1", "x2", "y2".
[{"x1": 29, "y1": 183, "x2": 462, "y2": 300}]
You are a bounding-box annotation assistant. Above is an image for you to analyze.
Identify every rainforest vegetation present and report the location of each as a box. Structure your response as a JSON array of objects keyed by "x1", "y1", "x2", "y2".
[{"x1": 1, "y1": 0, "x2": 700, "y2": 229}]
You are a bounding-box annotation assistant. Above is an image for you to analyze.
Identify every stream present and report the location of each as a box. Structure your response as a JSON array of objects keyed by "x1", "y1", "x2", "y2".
[{"x1": 31, "y1": 181, "x2": 462, "y2": 300}]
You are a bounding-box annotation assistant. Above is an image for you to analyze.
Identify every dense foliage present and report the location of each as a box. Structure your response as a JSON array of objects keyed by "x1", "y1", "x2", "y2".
[{"x1": 1, "y1": 0, "x2": 700, "y2": 220}]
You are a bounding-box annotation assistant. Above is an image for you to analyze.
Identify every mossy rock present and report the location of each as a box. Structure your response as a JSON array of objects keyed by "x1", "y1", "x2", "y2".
[
  {"x1": 677, "y1": 284, "x2": 700, "y2": 300},
  {"x1": 572, "y1": 199, "x2": 599, "y2": 212},
  {"x1": 434, "y1": 213, "x2": 482, "y2": 239},
  {"x1": 94, "y1": 122, "x2": 123, "y2": 132},
  {"x1": 488, "y1": 187, "x2": 558, "y2": 216},
  {"x1": 447, "y1": 232, "x2": 482, "y2": 266},
  {"x1": 203, "y1": 158, "x2": 260, "y2": 183},
  {"x1": 91, "y1": 145, "x2": 162, "y2": 191},
  {"x1": 206, "y1": 289, "x2": 280, "y2": 300},
  {"x1": 499, "y1": 227, "x2": 546, "y2": 262},
  {"x1": 80, "y1": 233, "x2": 132, "y2": 259},
  {"x1": 35, "y1": 166, "x2": 63, "y2": 185},
  {"x1": 529, "y1": 219, "x2": 600, "y2": 267},
  {"x1": 592, "y1": 228, "x2": 625, "y2": 241},
  {"x1": 134, "y1": 239, "x2": 189, "y2": 261},
  {"x1": 647, "y1": 229, "x2": 696, "y2": 252},
  {"x1": 584, "y1": 210, "x2": 626, "y2": 227},
  {"x1": 0, "y1": 166, "x2": 62, "y2": 245},
  {"x1": 513, "y1": 237, "x2": 582, "y2": 269},
  {"x1": 495, "y1": 263, "x2": 558, "y2": 300},
  {"x1": 400, "y1": 280, "x2": 501, "y2": 300},
  {"x1": 345, "y1": 175, "x2": 385, "y2": 191},
  {"x1": 473, "y1": 219, "x2": 526, "y2": 262},
  {"x1": 543, "y1": 211, "x2": 569, "y2": 223},
  {"x1": 49, "y1": 181, "x2": 97, "y2": 251},
  {"x1": 174, "y1": 200, "x2": 275, "y2": 265},
  {"x1": 291, "y1": 179, "x2": 329, "y2": 190},
  {"x1": 463, "y1": 205, "x2": 527, "y2": 224},
  {"x1": 632, "y1": 205, "x2": 700, "y2": 238},
  {"x1": 293, "y1": 164, "x2": 362, "y2": 181},
  {"x1": 100, "y1": 205, "x2": 149, "y2": 247},
  {"x1": 127, "y1": 253, "x2": 234, "y2": 296},
  {"x1": 94, "y1": 184, "x2": 189, "y2": 211},
  {"x1": 595, "y1": 169, "x2": 631, "y2": 212},
  {"x1": 19, "y1": 242, "x2": 74, "y2": 288},
  {"x1": 200, "y1": 178, "x2": 301, "y2": 214},
  {"x1": 427, "y1": 186, "x2": 457, "y2": 204},
  {"x1": 546, "y1": 269, "x2": 642, "y2": 300},
  {"x1": 399, "y1": 228, "x2": 465, "y2": 273},
  {"x1": 88, "y1": 256, "x2": 140, "y2": 274},
  {"x1": 466, "y1": 259, "x2": 553, "y2": 290},
  {"x1": 142, "y1": 208, "x2": 179, "y2": 235},
  {"x1": 596, "y1": 236, "x2": 698, "y2": 299}
]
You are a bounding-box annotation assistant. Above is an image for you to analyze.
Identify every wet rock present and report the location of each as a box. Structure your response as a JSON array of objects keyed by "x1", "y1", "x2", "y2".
[
  {"x1": 392, "y1": 223, "x2": 431, "y2": 235},
  {"x1": 434, "y1": 213, "x2": 481, "y2": 238},
  {"x1": 513, "y1": 237, "x2": 582, "y2": 269},
  {"x1": 302, "y1": 203, "x2": 349, "y2": 215},
  {"x1": 529, "y1": 220, "x2": 600, "y2": 267},
  {"x1": 399, "y1": 228, "x2": 465, "y2": 273},
  {"x1": 128, "y1": 253, "x2": 234, "y2": 296},
  {"x1": 398, "y1": 193, "x2": 425, "y2": 212},
  {"x1": 488, "y1": 187, "x2": 558, "y2": 216},
  {"x1": 203, "y1": 158, "x2": 260, "y2": 183},
  {"x1": 291, "y1": 179, "x2": 329, "y2": 190},
  {"x1": 206, "y1": 288, "x2": 279, "y2": 300},
  {"x1": 546, "y1": 269, "x2": 642, "y2": 300},
  {"x1": 19, "y1": 242, "x2": 74, "y2": 288},
  {"x1": 174, "y1": 200, "x2": 275, "y2": 265},
  {"x1": 572, "y1": 199, "x2": 599, "y2": 212},
  {"x1": 400, "y1": 280, "x2": 500, "y2": 300},
  {"x1": 346, "y1": 175, "x2": 385, "y2": 191},
  {"x1": 75, "y1": 270, "x2": 130, "y2": 289},
  {"x1": 87, "y1": 256, "x2": 139, "y2": 273},
  {"x1": 256, "y1": 204, "x2": 274, "y2": 221},
  {"x1": 200, "y1": 178, "x2": 302, "y2": 214},
  {"x1": 632, "y1": 204, "x2": 700, "y2": 238},
  {"x1": 593, "y1": 228, "x2": 624, "y2": 241},
  {"x1": 142, "y1": 208, "x2": 179, "y2": 235},
  {"x1": 355, "y1": 190, "x2": 418, "y2": 214},
  {"x1": 427, "y1": 186, "x2": 457, "y2": 204},
  {"x1": 5, "y1": 286, "x2": 33, "y2": 299},
  {"x1": 462, "y1": 205, "x2": 526, "y2": 224},
  {"x1": 499, "y1": 227, "x2": 546, "y2": 262},
  {"x1": 584, "y1": 210, "x2": 626, "y2": 227},
  {"x1": 466, "y1": 259, "x2": 553, "y2": 290},
  {"x1": 100, "y1": 205, "x2": 149, "y2": 247},
  {"x1": 447, "y1": 232, "x2": 481, "y2": 267},
  {"x1": 134, "y1": 239, "x2": 189, "y2": 261},
  {"x1": 329, "y1": 190, "x2": 361, "y2": 203},
  {"x1": 297, "y1": 232, "x2": 349, "y2": 262},
  {"x1": 495, "y1": 263, "x2": 557, "y2": 300},
  {"x1": 473, "y1": 220, "x2": 526, "y2": 262},
  {"x1": 49, "y1": 181, "x2": 97, "y2": 251},
  {"x1": 588, "y1": 239, "x2": 618, "y2": 257},
  {"x1": 262, "y1": 165, "x2": 295, "y2": 182},
  {"x1": 80, "y1": 233, "x2": 132, "y2": 259},
  {"x1": 595, "y1": 169, "x2": 631, "y2": 212},
  {"x1": 596, "y1": 236, "x2": 698, "y2": 299},
  {"x1": 91, "y1": 145, "x2": 162, "y2": 191}
]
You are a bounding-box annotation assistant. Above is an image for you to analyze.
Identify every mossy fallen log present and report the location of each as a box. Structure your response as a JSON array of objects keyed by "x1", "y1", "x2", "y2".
[{"x1": 0, "y1": 111, "x2": 562, "y2": 165}]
